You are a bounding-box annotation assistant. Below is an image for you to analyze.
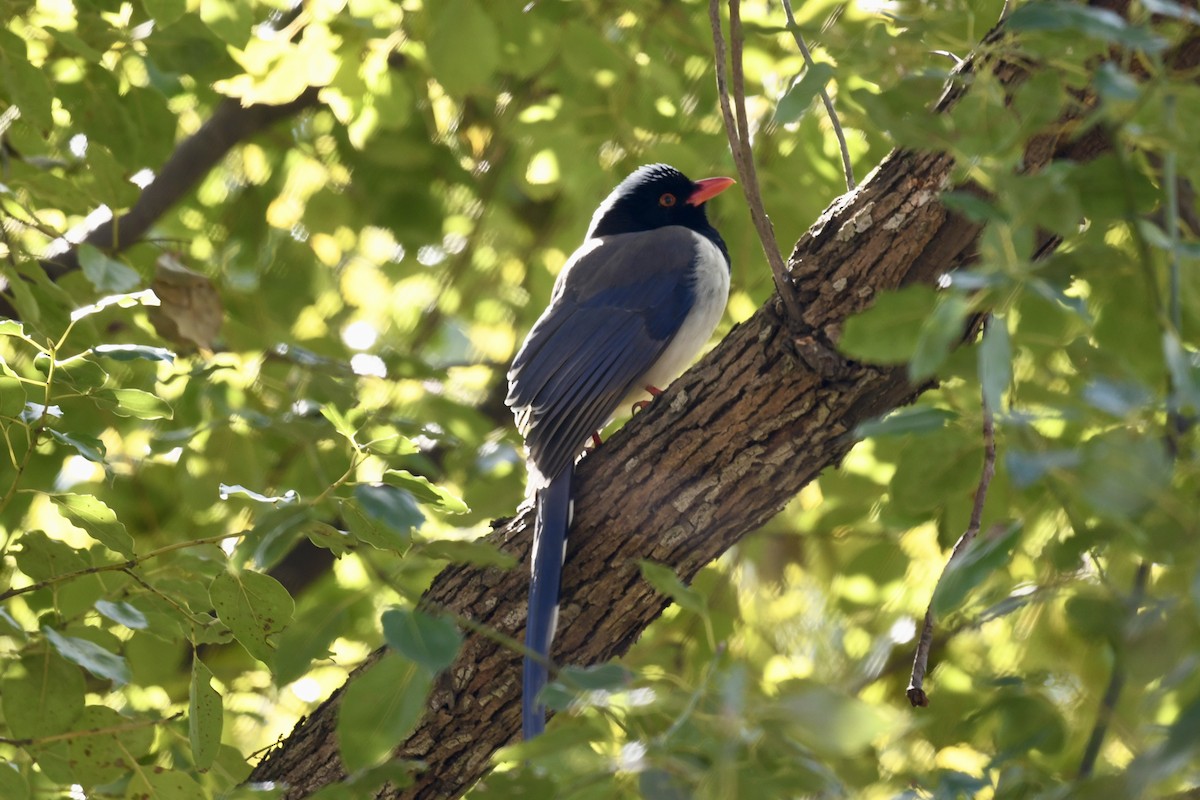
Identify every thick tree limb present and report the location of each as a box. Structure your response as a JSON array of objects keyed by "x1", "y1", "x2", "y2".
[{"x1": 249, "y1": 5, "x2": 1200, "y2": 798}]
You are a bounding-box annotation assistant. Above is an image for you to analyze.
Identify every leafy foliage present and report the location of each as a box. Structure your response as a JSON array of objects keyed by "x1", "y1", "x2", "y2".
[{"x1": 0, "y1": 0, "x2": 1197, "y2": 798}]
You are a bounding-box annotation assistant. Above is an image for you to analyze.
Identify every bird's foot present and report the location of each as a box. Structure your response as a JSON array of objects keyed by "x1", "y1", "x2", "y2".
[
  {"x1": 582, "y1": 432, "x2": 603, "y2": 453},
  {"x1": 631, "y1": 385, "x2": 663, "y2": 414}
]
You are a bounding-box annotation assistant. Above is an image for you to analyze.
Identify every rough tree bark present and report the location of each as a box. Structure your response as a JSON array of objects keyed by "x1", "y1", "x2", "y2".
[{"x1": 248, "y1": 3, "x2": 1199, "y2": 798}]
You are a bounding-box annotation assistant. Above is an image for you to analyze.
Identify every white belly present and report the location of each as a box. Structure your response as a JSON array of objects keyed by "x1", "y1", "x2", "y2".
[{"x1": 638, "y1": 231, "x2": 730, "y2": 391}]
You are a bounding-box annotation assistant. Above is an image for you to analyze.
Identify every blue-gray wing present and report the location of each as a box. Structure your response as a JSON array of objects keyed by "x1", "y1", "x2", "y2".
[{"x1": 507, "y1": 227, "x2": 699, "y2": 481}]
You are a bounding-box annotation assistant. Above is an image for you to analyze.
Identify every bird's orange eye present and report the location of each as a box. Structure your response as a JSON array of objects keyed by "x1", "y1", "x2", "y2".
[{"x1": 659, "y1": 193, "x2": 677, "y2": 207}]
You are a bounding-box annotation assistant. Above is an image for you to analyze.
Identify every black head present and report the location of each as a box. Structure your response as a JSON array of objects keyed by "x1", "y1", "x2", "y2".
[{"x1": 585, "y1": 163, "x2": 735, "y2": 240}]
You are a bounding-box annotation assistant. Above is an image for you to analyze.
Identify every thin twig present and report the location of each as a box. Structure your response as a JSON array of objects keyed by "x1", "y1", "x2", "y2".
[
  {"x1": 708, "y1": 0, "x2": 806, "y2": 325},
  {"x1": 1077, "y1": 561, "x2": 1150, "y2": 778},
  {"x1": 779, "y1": 0, "x2": 855, "y2": 191},
  {"x1": 0, "y1": 531, "x2": 245, "y2": 603},
  {"x1": 0, "y1": 712, "x2": 181, "y2": 747},
  {"x1": 907, "y1": 384, "x2": 997, "y2": 706}
]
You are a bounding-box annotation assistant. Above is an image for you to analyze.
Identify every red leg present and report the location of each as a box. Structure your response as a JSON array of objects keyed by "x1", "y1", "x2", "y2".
[
  {"x1": 631, "y1": 385, "x2": 664, "y2": 414},
  {"x1": 583, "y1": 432, "x2": 603, "y2": 453}
]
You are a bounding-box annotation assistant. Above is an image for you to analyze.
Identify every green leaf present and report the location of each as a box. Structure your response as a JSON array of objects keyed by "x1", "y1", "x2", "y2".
[
  {"x1": 0, "y1": 319, "x2": 26, "y2": 337},
  {"x1": 978, "y1": 316, "x2": 1012, "y2": 412},
  {"x1": 200, "y1": 0, "x2": 254, "y2": 48},
  {"x1": 775, "y1": 62, "x2": 835, "y2": 124},
  {"x1": 272, "y1": 588, "x2": 370, "y2": 686},
  {"x1": 777, "y1": 682, "x2": 899, "y2": 756},
  {"x1": 67, "y1": 705, "x2": 153, "y2": 786},
  {"x1": 941, "y1": 191, "x2": 1005, "y2": 223},
  {"x1": 557, "y1": 663, "x2": 631, "y2": 692},
  {"x1": 384, "y1": 470, "x2": 469, "y2": 514},
  {"x1": 13, "y1": 530, "x2": 90, "y2": 582},
  {"x1": 43, "y1": 626, "x2": 132, "y2": 686},
  {"x1": 109, "y1": 388, "x2": 174, "y2": 420},
  {"x1": 1, "y1": 651, "x2": 86, "y2": 737},
  {"x1": 1006, "y1": 449, "x2": 1080, "y2": 488},
  {"x1": 1007, "y1": 1, "x2": 1166, "y2": 51},
  {"x1": 209, "y1": 570, "x2": 295, "y2": 663},
  {"x1": 931, "y1": 522, "x2": 1023, "y2": 617},
  {"x1": 320, "y1": 403, "x2": 359, "y2": 447},
  {"x1": 639, "y1": 560, "x2": 705, "y2": 615},
  {"x1": 337, "y1": 653, "x2": 432, "y2": 772},
  {"x1": 839, "y1": 285, "x2": 939, "y2": 364},
  {"x1": 142, "y1": 0, "x2": 187, "y2": 26},
  {"x1": 381, "y1": 607, "x2": 462, "y2": 673},
  {"x1": 92, "y1": 344, "x2": 176, "y2": 362},
  {"x1": 0, "y1": 763, "x2": 29, "y2": 800},
  {"x1": 77, "y1": 244, "x2": 142, "y2": 294},
  {"x1": 427, "y1": 0, "x2": 499, "y2": 96},
  {"x1": 95, "y1": 599, "x2": 149, "y2": 630},
  {"x1": 909, "y1": 294, "x2": 971, "y2": 381},
  {"x1": 855, "y1": 406, "x2": 957, "y2": 438},
  {"x1": 1164, "y1": 331, "x2": 1200, "y2": 414},
  {"x1": 353, "y1": 484, "x2": 424, "y2": 538},
  {"x1": 50, "y1": 354, "x2": 109, "y2": 391},
  {"x1": 246, "y1": 505, "x2": 314, "y2": 570},
  {"x1": 47, "y1": 429, "x2": 108, "y2": 464},
  {"x1": 50, "y1": 494, "x2": 135, "y2": 557},
  {"x1": 419, "y1": 539, "x2": 518, "y2": 569},
  {"x1": 0, "y1": 29, "x2": 54, "y2": 129},
  {"x1": 541, "y1": 663, "x2": 634, "y2": 712},
  {"x1": 70, "y1": 289, "x2": 160, "y2": 322},
  {"x1": 219, "y1": 483, "x2": 300, "y2": 505},
  {"x1": 1095, "y1": 62, "x2": 1141, "y2": 102},
  {"x1": 1078, "y1": 431, "x2": 1172, "y2": 519},
  {"x1": 126, "y1": 769, "x2": 207, "y2": 800},
  {"x1": 189, "y1": 656, "x2": 223, "y2": 770}
]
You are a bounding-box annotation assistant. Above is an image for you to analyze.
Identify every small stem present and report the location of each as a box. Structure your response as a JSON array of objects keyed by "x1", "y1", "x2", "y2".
[
  {"x1": 0, "y1": 531, "x2": 246, "y2": 603},
  {"x1": 1077, "y1": 561, "x2": 1150, "y2": 778},
  {"x1": 779, "y1": 0, "x2": 855, "y2": 191},
  {"x1": 908, "y1": 383, "x2": 997, "y2": 706},
  {"x1": 0, "y1": 712, "x2": 180, "y2": 747},
  {"x1": 708, "y1": 0, "x2": 805, "y2": 324}
]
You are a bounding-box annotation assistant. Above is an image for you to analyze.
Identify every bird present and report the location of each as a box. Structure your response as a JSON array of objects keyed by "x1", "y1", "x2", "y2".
[{"x1": 506, "y1": 163, "x2": 735, "y2": 739}]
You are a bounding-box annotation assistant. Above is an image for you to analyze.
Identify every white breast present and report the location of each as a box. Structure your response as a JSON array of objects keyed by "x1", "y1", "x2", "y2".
[{"x1": 638, "y1": 230, "x2": 730, "y2": 391}]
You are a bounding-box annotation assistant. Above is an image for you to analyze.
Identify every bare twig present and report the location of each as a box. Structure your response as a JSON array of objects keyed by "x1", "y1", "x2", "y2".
[
  {"x1": 779, "y1": 0, "x2": 855, "y2": 191},
  {"x1": 708, "y1": 0, "x2": 805, "y2": 324},
  {"x1": 907, "y1": 383, "x2": 997, "y2": 706},
  {"x1": 1077, "y1": 561, "x2": 1150, "y2": 778}
]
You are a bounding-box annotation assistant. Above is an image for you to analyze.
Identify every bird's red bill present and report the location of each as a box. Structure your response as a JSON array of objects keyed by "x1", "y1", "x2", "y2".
[{"x1": 687, "y1": 176, "x2": 736, "y2": 206}]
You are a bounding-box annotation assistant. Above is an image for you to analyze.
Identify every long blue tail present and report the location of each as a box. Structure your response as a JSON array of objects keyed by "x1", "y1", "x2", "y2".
[{"x1": 523, "y1": 469, "x2": 573, "y2": 739}]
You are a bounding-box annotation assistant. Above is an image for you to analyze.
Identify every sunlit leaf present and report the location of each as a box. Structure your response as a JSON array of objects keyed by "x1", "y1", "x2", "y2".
[
  {"x1": 189, "y1": 656, "x2": 222, "y2": 770},
  {"x1": 209, "y1": 570, "x2": 295, "y2": 663},
  {"x1": 50, "y1": 493, "x2": 135, "y2": 557},
  {"x1": 1, "y1": 651, "x2": 86, "y2": 737}
]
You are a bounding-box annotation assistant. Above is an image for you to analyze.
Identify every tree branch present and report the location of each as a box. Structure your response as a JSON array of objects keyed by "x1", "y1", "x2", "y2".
[
  {"x1": 0, "y1": 90, "x2": 320, "y2": 321},
  {"x1": 243, "y1": 5, "x2": 1200, "y2": 797},
  {"x1": 907, "y1": 383, "x2": 997, "y2": 707}
]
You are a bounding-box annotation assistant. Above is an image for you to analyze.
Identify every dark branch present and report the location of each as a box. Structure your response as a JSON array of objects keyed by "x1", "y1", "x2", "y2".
[
  {"x1": 0, "y1": 90, "x2": 320, "y2": 321},
  {"x1": 907, "y1": 382, "x2": 997, "y2": 707}
]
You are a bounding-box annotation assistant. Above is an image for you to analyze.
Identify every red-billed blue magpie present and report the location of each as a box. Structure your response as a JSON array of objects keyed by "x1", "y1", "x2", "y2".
[{"x1": 506, "y1": 164, "x2": 735, "y2": 738}]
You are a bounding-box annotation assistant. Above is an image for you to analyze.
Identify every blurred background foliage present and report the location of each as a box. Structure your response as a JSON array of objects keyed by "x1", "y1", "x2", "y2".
[{"x1": 0, "y1": 0, "x2": 1198, "y2": 797}]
